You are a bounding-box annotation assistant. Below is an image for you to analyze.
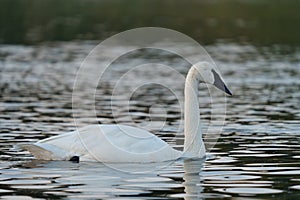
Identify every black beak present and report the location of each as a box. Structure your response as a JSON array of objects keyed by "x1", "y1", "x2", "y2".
[{"x1": 212, "y1": 69, "x2": 232, "y2": 96}]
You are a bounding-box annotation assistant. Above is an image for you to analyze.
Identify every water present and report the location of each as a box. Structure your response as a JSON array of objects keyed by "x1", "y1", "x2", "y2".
[{"x1": 0, "y1": 41, "x2": 300, "y2": 199}]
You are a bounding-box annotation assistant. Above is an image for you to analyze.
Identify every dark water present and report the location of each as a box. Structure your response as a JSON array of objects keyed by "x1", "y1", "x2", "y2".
[{"x1": 0, "y1": 41, "x2": 299, "y2": 199}]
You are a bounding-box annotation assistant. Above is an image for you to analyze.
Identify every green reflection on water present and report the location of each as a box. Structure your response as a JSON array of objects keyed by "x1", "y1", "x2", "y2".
[{"x1": 1, "y1": 0, "x2": 300, "y2": 45}]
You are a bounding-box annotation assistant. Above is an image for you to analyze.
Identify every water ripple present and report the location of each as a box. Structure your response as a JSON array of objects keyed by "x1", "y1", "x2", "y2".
[{"x1": 0, "y1": 42, "x2": 300, "y2": 199}]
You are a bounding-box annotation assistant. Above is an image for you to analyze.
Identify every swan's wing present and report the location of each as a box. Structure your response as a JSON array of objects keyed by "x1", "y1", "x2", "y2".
[
  {"x1": 77, "y1": 124, "x2": 182, "y2": 162},
  {"x1": 100, "y1": 125, "x2": 169, "y2": 153}
]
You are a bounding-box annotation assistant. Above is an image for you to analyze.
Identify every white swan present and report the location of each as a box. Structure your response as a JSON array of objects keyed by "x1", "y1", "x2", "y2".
[{"x1": 21, "y1": 62, "x2": 232, "y2": 163}]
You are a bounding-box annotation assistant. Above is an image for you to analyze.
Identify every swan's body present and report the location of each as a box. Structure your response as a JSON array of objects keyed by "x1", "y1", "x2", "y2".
[
  {"x1": 21, "y1": 62, "x2": 231, "y2": 163},
  {"x1": 21, "y1": 124, "x2": 182, "y2": 162}
]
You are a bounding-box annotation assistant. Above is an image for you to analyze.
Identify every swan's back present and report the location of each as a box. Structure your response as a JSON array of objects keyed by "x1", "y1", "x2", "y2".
[{"x1": 21, "y1": 124, "x2": 182, "y2": 163}]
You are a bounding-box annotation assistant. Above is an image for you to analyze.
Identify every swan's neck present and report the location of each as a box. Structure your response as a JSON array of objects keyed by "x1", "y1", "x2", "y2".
[{"x1": 183, "y1": 67, "x2": 205, "y2": 157}]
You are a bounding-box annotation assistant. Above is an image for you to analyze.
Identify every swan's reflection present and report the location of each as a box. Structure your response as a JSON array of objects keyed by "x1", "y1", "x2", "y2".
[
  {"x1": 183, "y1": 158, "x2": 204, "y2": 200},
  {"x1": 12, "y1": 159, "x2": 205, "y2": 199}
]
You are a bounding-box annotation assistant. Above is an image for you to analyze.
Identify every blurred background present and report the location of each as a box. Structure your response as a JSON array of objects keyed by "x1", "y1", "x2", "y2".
[{"x1": 1, "y1": 0, "x2": 300, "y2": 46}]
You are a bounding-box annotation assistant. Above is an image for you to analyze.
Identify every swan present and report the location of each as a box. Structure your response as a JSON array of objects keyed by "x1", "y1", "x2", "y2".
[{"x1": 20, "y1": 62, "x2": 232, "y2": 163}]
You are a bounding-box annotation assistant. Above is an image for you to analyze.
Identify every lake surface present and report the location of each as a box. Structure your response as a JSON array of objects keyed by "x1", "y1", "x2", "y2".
[{"x1": 0, "y1": 41, "x2": 300, "y2": 199}]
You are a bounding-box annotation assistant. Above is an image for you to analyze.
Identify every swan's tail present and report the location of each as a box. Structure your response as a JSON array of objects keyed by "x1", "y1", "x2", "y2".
[
  {"x1": 18, "y1": 144, "x2": 55, "y2": 160},
  {"x1": 17, "y1": 143, "x2": 72, "y2": 161}
]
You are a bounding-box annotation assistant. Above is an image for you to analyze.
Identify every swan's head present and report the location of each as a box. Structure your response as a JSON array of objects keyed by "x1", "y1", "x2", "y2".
[{"x1": 193, "y1": 62, "x2": 232, "y2": 95}]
